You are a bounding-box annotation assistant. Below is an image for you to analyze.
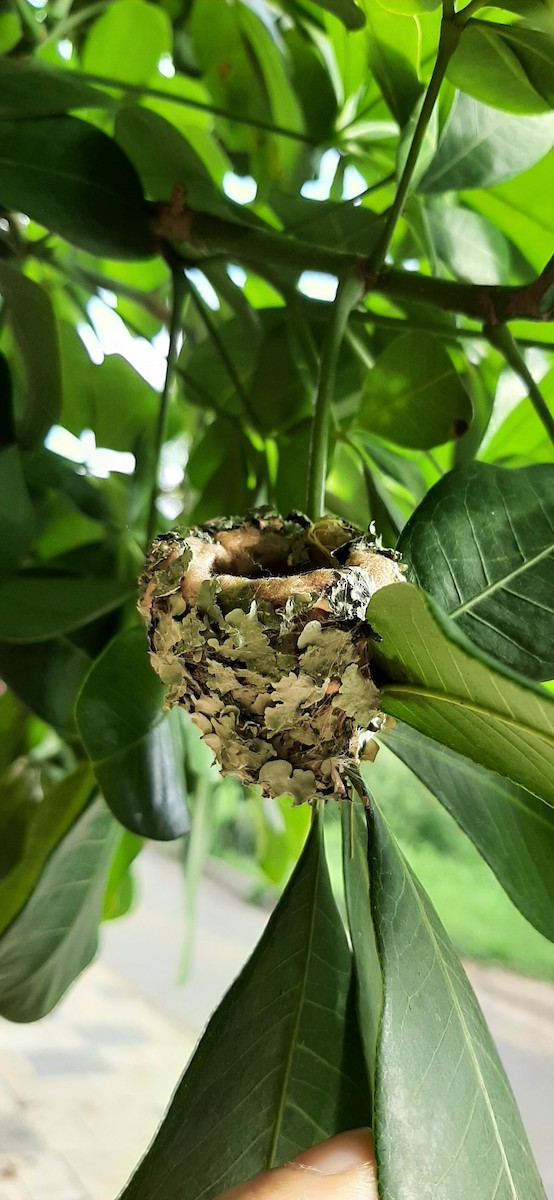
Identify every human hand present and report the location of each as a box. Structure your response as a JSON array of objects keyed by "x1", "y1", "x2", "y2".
[{"x1": 217, "y1": 1129, "x2": 377, "y2": 1200}]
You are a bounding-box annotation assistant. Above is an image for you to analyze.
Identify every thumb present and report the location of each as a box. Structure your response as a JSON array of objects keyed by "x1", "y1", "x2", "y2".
[{"x1": 218, "y1": 1129, "x2": 377, "y2": 1200}]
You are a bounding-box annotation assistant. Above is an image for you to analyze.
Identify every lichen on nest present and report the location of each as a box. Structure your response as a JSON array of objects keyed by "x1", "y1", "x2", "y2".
[{"x1": 138, "y1": 509, "x2": 405, "y2": 804}]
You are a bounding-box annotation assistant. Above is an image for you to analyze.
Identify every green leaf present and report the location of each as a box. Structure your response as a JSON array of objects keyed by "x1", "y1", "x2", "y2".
[
  {"x1": 0, "y1": 637, "x2": 91, "y2": 738},
  {"x1": 0, "y1": 576, "x2": 131, "y2": 642},
  {"x1": 75, "y1": 627, "x2": 189, "y2": 840},
  {"x1": 374, "y1": 0, "x2": 439, "y2": 10},
  {"x1": 368, "y1": 582, "x2": 554, "y2": 806},
  {"x1": 310, "y1": 0, "x2": 366, "y2": 28},
  {"x1": 121, "y1": 811, "x2": 371, "y2": 1200},
  {"x1": 0, "y1": 58, "x2": 114, "y2": 117},
  {"x1": 363, "y1": 3, "x2": 422, "y2": 127},
  {"x1": 0, "y1": 765, "x2": 93, "y2": 937},
  {"x1": 0, "y1": 10, "x2": 21, "y2": 53},
  {"x1": 368, "y1": 799, "x2": 545, "y2": 1200},
  {"x1": 0, "y1": 262, "x2": 62, "y2": 448},
  {"x1": 0, "y1": 795, "x2": 117, "y2": 1022},
  {"x1": 59, "y1": 324, "x2": 158, "y2": 451},
  {"x1": 398, "y1": 463, "x2": 554, "y2": 680},
  {"x1": 356, "y1": 332, "x2": 472, "y2": 449},
  {"x1": 466, "y1": 151, "x2": 554, "y2": 271},
  {"x1": 341, "y1": 797, "x2": 382, "y2": 1091},
  {"x1": 483, "y1": 368, "x2": 554, "y2": 465},
  {"x1": 102, "y1": 829, "x2": 143, "y2": 921},
  {"x1": 419, "y1": 93, "x2": 554, "y2": 192},
  {"x1": 82, "y1": 0, "x2": 172, "y2": 86},
  {"x1": 0, "y1": 116, "x2": 154, "y2": 259},
  {"x1": 382, "y1": 722, "x2": 554, "y2": 943},
  {"x1": 0, "y1": 445, "x2": 35, "y2": 580},
  {"x1": 426, "y1": 202, "x2": 510, "y2": 284},
  {"x1": 447, "y1": 21, "x2": 551, "y2": 115},
  {"x1": 500, "y1": 24, "x2": 554, "y2": 110}
]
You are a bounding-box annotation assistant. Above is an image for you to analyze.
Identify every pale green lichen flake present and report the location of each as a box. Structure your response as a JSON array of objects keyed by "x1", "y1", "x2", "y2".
[{"x1": 334, "y1": 663, "x2": 380, "y2": 724}]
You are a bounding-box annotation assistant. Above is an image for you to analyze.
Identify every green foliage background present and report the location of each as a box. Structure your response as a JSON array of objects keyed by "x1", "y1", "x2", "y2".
[{"x1": 0, "y1": 0, "x2": 554, "y2": 1197}]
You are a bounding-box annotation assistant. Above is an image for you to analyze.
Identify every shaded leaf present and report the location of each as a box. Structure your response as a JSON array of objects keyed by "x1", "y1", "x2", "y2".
[
  {"x1": 0, "y1": 58, "x2": 114, "y2": 117},
  {"x1": 483, "y1": 369, "x2": 554, "y2": 466},
  {"x1": 356, "y1": 332, "x2": 472, "y2": 449},
  {"x1": 311, "y1": 0, "x2": 366, "y2": 28},
  {"x1": 75, "y1": 627, "x2": 189, "y2": 840},
  {"x1": 0, "y1": 765, "x2": 93, "y2": 938},
  {"x1": 341, "y1": 797, "x2": 382, "y2": 1091},
  {"x1": 363, "y1": 3, "x2": 421, "y2": 127},
  {"x1": 59, "y1": 324, "x2": 158, "y2": 451},
  {"x1": 398, "y1": 463, "x2": 554, "y2": 680},
  {"x1": 368, "y1": 799, "x2": 545, "y2": 1200},
  {"x1": 0, "y1": 262, "x2": 62, "y2": 448},
  {"x1": 0, "y1": 796, "x2": 117, "y2": 1022},
  {"x1": 0, "y1": 576, "x2": 131, "y2": 643},
  {"x1": 368, "y1": 582, "x2": 554, "y2": 806},
  {"x1": 419, "y1": 93, "x2": 554, "y2": 192},
  {"x1": 0, "y1": 116, "x2": 154, "y2": 259},
  {"x1": 0, "y1": 445, "x2": 35, "y2": 581},
  {"x1": 0, "y1": 637, "x2": 90, "y2": 738},
  {"x1": 382, "y1": 721, "x2": 554, "y2": 943},
  {"x1": 121, "y1": 811, "x2": 371, "y2": 1199},
  {"x1": 426, "y1": 202, "x2": 510, "y2": 284}
]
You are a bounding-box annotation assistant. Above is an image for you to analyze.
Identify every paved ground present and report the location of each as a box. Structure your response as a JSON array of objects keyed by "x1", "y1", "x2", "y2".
[{"x1": 0, "y1": 847, "x2": 553, "y2": 1200}]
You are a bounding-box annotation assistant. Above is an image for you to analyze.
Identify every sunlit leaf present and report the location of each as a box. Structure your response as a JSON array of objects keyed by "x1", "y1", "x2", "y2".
[
  {"x1": 356, "y1": 332, "x2": 472, "y2": 449},
  {"x1": 82, "y1": 0, "x2": 172, "y2": 86},
  {"x1": 368, "y1": 582, "x2": 554, "y2": 806},
  {"x1": 420, "y1": 93, "x2": 554, "y2": 192}
]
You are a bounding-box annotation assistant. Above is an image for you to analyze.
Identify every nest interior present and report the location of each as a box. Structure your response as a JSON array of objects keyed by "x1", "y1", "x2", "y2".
[{"x1": 139, "y1": 511, "x2": 404, "y2": 804}]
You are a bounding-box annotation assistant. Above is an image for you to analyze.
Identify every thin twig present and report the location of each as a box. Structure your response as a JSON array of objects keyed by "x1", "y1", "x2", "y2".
[
  {"x1": 486, "y1": 325, "x2": 554, "y2": 447},
  {"x1": 145, "y1": 266, "x2": 186, "y2": 548}
]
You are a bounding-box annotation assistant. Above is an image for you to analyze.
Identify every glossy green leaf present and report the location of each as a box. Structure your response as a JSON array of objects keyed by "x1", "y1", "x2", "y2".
[
  {"x1": 356, "y1": 332, "x2": 472, "y2": 449},
  {"x1": 0, "y1": 796, "x2": 117, "y2": 1022},
  {"x1": 0, "y1": 765, "x2": 93, "y2": 938},
  {"x1": 501, "y1": 24, "x2": 554, "y2": 110},
  {"x1": 102, "y1": 829, "x2": 143, "y2": 921},
  {"x1": 0, "y1": 58, "x2": 114, "y2": 117},
  {"x1": 121, "y1": 812, "x2": 371, "y2": 1199},
  {"x1": 311, "y1": 0, "x2": 366, "y2": 28},
  {"x1": 483, "y1": 369, "x2": 554, "y2": 465},
  {"x1": 75, "y1": 627, "x2": 189, "y2": 840},
  {"x1": 382, "y1": 722, "x2": 554, "y2": 942},
  {"x1": 447, "y1": 21, "x2": 550, "y2": 115},
  {"x1": 0, "y1": 445, "x2": 35, "y2": 580},
  {"x1": 82, "y1": 0, "x2": 172, "y2": 85},
  {"x1": 426, "y1": 202, "x2": 510, "y2": 284},
  {"x1": 368, "y1": 582, "x2": 554, "y2": 806},
  {"x1": 0, "y1": 577, "x2": 130, "y2": 643},
  {"x1": 0, "y1": 637, "x2": 91, "y2": 738},
  {"x1": 0, "y1": 262, "x2": 62, "y2": 448},
  {"x1": 368, "y1": 799, "x2": 545, "y2": 1200},
  {"x1": 341, "y1": 796, "x2": 382, "y2": 1091},
  {"x1": 363, "y1": 3, "x2": 421, "y2": 127},
  {"x1": 398, "y1": 463, "x2": 554, "y2": 680},
  {"x1": 419, "y1": 93, "x2": 554, "y2": 192},
  {"x1": 0, "y1": 116, "x2": 154, "y2": 259}
]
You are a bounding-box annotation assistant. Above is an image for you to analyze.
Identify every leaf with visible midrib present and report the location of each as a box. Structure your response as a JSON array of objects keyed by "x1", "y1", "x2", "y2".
[
  {"x1": 398, "y1": 462, "x2": 554, "y2": 680},
  {"x1": 368, "y1": 800, "x2": 546, "y2": 1200},
  {"x1": 121, "y1": 811, "x2": 371, "y2": 1200},
  {"x1": 381, "y1": 722, "x2": 554, "y2": 943},
  {"x1": 367, "y1": 583, "x2": 554, "y2": 808}
]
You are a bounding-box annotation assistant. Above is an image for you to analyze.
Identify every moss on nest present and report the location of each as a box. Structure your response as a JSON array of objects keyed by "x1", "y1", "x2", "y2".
[{"x1": 138, "y1": 510, "x2": 405, "y2": 804}]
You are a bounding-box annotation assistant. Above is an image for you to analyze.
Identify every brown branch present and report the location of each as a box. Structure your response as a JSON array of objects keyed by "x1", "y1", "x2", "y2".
[{"x1": 151, "y1": 191, "x2": 554, "y2": 327}]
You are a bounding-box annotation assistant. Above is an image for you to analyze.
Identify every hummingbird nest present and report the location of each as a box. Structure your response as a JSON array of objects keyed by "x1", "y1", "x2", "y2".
[{"x1": 138, "y1": 511, "x2": 404, "y2": 804}]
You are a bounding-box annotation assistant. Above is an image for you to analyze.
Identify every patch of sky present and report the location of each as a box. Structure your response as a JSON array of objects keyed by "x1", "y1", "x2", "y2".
[{"x1": 223, "y1": 173, "x2": 257, "y2": 204}]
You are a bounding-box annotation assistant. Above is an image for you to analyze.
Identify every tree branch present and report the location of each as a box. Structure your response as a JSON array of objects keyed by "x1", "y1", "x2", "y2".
[{"x1": 151, "y1": 195, "x2": 554, "y2": 330}]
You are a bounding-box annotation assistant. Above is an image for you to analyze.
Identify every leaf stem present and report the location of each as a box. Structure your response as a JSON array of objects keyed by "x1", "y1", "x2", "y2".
[
  {"x1": 145, "y1": 266, "x2": 186, "y2": 548},
  {"x1": 486, "y1": 325, "x2": 554, "y2": 447},
  {"x1": 455, "y1": 0, "x2": 489, "y2": 23},
  {"x1": 73, "y1": 70, "x2": 315, "y2": 144},
  {"x1": 367, "y1": 16, "x2": 462, "y2": 273},
  {"x1": 306, "y1": 273, "x2": 364, "y2": 521}
]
